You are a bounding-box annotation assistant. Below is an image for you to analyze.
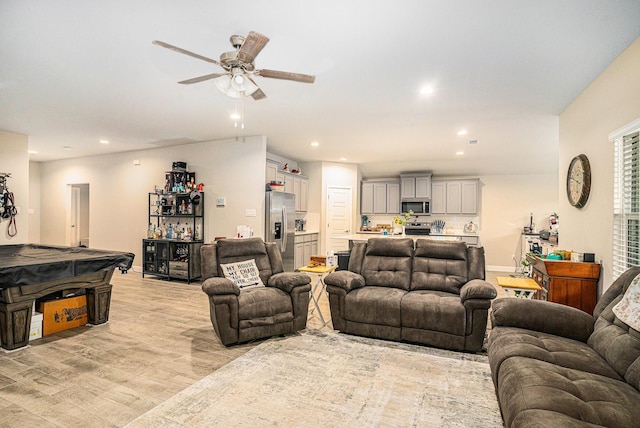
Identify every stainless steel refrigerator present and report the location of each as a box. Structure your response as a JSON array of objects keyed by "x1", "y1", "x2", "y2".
[{"x1": 265, "y1": 191, "x2": 295, "y2": 271}]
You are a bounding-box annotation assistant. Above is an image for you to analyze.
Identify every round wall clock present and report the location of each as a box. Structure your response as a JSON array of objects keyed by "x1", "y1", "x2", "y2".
[{"x1": 566, "y1": 154, "x2": 591, "y2": 208}]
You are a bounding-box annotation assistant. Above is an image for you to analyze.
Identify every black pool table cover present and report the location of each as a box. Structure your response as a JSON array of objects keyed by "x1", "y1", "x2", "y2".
[{"x1": 0, "y1": 244, "x2": 135, "y2": 288}]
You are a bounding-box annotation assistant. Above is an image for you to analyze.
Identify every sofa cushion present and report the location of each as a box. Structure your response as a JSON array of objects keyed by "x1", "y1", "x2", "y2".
[
  {"x1": 496, "y1": 356, "x2": 640, "y2": 428},
  {"x1": 411, "y1": 240, "x2": 468, "y2": 293},
  {"x1": 588, "y1": 268, "x2": 640, "y2": 391},
  {"x1": 489, "y1": 327, "x2": 622, "y2": 387},
  {"x1": 344, "y1": 286, "x2": 406, "y2": 327},
  {"x1": 215, "y1": 238, "x2": 273, "y2": 285},
  {"x1": 401, "y1": 290, "x2": 466, "y2": 336},
  {"x1": 361, "y1": 238, "x2": 413, "y2": 290},
  {"x1": 238, "y1": 287, "x2": 292, "y2": 320}
]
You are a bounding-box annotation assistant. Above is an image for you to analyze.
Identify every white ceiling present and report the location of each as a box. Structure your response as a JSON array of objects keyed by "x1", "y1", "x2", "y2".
[{"x1": 2, "y1": 1, "x2": 640, "y2": 178}]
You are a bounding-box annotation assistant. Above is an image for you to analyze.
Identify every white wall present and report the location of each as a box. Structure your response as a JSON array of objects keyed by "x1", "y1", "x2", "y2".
[
  {"x1": 559, "y1": 36, "x2": 640, "y2": 289},
  {"x1": 38, "y1": 136, "x2": 267, "y2": 269},
  {"x1": 28, "y1": 161, "x2": 41, "y2": 243},
  {"x1": 0, "y1": 130, "x2": 29, "y2": 244},
  {"x1": 480, "y1": 173, "x2": 558, "y2": 270}
]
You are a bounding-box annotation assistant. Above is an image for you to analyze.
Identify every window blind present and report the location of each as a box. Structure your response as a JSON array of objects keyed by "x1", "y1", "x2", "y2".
[{"x1": 613, "y1": 127, "x2": 640, "y2": 279}]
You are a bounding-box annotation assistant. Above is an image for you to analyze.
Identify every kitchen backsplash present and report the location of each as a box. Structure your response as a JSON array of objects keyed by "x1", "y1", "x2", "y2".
[{"x1": 362, "y1": 214, "x2": 481, "y2": 234}]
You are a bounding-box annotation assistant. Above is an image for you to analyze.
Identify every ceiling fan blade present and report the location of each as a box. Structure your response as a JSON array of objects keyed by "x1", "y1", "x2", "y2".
[
  {"x1": 251, "y1": 88, "x2": 267, "y2": 100},
  {"x1": 257, "y1": 68, "x2": 316, "y2": 84},
  {"x1": 152, "y1": 40, "x2": 222, "y2": 66},
  {"x1": 237, "y1": 31, "x2": 270, "y2": 64},
  {"x1": 246, "y1": 76, "x2": 267, "y2": 100},
  {"x1": 178, "y1": 73, "x2": 225, "y2": 84}
]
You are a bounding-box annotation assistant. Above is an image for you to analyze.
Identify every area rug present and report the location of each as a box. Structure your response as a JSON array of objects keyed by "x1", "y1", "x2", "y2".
[{"x1": 126, "y1": 330, "x2": 502, "y2": 427}]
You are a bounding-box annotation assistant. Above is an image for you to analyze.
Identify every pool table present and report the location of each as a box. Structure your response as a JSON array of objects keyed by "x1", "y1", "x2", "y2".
[{"x1": 0, "y1": 244, "x2": 134, "y2": 350}]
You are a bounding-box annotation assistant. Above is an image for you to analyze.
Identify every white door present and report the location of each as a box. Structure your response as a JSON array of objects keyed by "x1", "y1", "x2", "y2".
[
  {"x1": 68, "y1": 186, "x2": 81, "y2": 246},
  {"x1": 326, "y1": 187, "x2": 352, "y2": 253}
]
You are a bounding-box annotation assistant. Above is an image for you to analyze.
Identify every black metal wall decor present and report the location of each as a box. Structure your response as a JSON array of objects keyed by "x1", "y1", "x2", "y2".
[{"x1": 0, "y1": 173, "x2": 18, "y2": 237}]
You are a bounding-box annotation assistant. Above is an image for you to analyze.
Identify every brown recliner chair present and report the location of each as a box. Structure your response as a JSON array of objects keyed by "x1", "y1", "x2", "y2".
[{"x1": 200, "y1": 238, "x2": 311, "y2": 346}]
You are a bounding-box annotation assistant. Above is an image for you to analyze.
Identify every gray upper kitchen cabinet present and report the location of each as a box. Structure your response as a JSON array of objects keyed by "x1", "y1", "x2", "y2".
[
  {"x1": 400, "y1": 174, "x2": 432, "y2": 199},
  {"x1": 431, "y1": 181, "x2": 446, "y2": 214},
  {"x1": 431, "y1": 179, "x2": 479, "y2": 214},
  {"x1": 266, "y1": 160, "x2": 309, "y2": 212},
  {"x1": 361, "y1": 182, "x2": 374, "y2": 214},
  {"x1": 460, "y1": 180, "x2": 478, "y2": 214},
  {"x1": 373, "y1": 183, "x2": 387, "y2": 213},
  {"x1": 361, "y1": 179, "x2": 400, "y2": 214},
  {"x1": 386, "y1": 182, "x2": 400, "y2": 213}
]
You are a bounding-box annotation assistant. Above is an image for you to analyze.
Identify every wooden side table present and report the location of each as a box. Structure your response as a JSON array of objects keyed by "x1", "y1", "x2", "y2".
[
  {"x1": 497, "y1": 276, "x2": 542, "y2": 299},
  {"x1": 526, "y1": 255, "x2": 601, "y2": 314}
]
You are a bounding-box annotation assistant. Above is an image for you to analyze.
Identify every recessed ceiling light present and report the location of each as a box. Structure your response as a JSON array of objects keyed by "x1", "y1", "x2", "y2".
[
  {"x1": 457, "y1": 130, "x2": 468, "y2": 136},
  {"x1": 469, "y1": 140, "x2": 478, "y2": 145},
  {"x1": 63, "y1": 146, "x2": 71, "y2": 151},
  {"x1": 419, "y1": 86, "x2": 434, "y2": 95},
  {"x1": 99, "y1": 139, "x2": 109, "y2": 144},
  {"x1": 310, "y1": 141, "x2": 319, "y2": 147},
  {"x1": 456, "y1": 151, "x2": 464, "y2": 156},
  {"x1": 340, "y1": 157, "x2": 347, "y2": 161},
  {"x1": 28, "y1": 150, "x2": 38, "y2": 154}
]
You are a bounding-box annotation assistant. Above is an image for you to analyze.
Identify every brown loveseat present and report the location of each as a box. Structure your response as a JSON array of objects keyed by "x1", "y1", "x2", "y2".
[
  {"x1": 200, "y1": 238, "x2": 311, "y2": 346},
  {"x1": 488, "y1": 267, "x2": 640, "y2": 427},
  {"x1": 324, "y1": 238, "x2": 496, "y2": 352}
]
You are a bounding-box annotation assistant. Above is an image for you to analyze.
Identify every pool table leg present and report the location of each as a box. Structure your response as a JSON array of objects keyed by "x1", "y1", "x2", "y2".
[
  {"x1": 0, "y1": 300, "x2": 33, "y2": 351},
  {"x1": 86, "y1": 283, "x2": 112, "y2": 325}
]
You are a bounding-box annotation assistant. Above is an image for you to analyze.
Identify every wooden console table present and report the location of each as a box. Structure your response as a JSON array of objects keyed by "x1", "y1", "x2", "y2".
[{"x1": 526, "y1": 255, "x2": 601, "y2": 314}]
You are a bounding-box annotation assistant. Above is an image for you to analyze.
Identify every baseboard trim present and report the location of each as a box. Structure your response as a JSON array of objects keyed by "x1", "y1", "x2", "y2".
[{"x1": 487, "y1": 265, "x2": 515, "y2": 272}]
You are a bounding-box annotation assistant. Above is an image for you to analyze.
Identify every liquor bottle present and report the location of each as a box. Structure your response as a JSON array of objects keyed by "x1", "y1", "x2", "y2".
[{"x1": 167, "y1": 223, "x2": 173, "y2": 239}]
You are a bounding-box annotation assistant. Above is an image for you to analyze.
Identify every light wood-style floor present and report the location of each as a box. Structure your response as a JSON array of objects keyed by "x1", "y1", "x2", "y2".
[{"x1": 0, "y1": 271, "x2": 506, "y2": 427}]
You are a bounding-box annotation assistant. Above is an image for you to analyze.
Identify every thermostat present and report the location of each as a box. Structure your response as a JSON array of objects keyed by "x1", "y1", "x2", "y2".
[{"x1": 216, "y1": 197, "x2": 225, "y2": 206}]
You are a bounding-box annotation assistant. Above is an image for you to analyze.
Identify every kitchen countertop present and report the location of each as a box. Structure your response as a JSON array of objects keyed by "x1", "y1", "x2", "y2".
[
  {"x1": 295, "y1": 230, "x2": 319, "y2": 235},
  {"x1": 335, "y1": 233, "x2": 466, "y2": 241},
  {"x1": 429, "y1": 232, "x2": 480, "y2": 238},
  {"x1": 357, "y1": 230, "x2": 479, "y2": 237}
]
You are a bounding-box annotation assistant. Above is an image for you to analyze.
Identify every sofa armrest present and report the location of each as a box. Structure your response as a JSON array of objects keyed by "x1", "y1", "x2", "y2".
[
  {"x1": 324, "y1": 270, "x2": 366, "y2": 293},
  {"x1": 491, "y1": 298, "x2": 595, "y2": 342},
  {"x1": 268, "y1": 272, "x2": 312, "y2": 293},
  {"x1": 202, "y1": 277, "x2": 240, "y2": 296},
  {"x1": 460, "y1": 279, "x2": 497, "y2": 303}
]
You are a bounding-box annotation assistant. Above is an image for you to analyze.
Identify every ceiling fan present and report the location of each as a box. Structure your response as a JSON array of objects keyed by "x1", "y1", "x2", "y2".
[{"x1": 153, "y1": 31, "x2": 315, "y2": 101}]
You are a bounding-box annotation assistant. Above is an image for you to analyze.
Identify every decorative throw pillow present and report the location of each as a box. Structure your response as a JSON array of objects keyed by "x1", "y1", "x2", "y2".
[
  {"x1": 613, "y1": 273, "x2": 640, "y2": 331},
  {"x1": 220, "y1": 259, "x2": 265, "y2": 290}
]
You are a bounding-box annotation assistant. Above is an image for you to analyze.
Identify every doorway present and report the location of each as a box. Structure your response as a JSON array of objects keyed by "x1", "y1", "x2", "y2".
[
  {"x1": 68, "y1": 183, "x2": 90, "y2": 247},
  {"x1": 326, "y1": 186, "x2": 352, "y2": 253}
]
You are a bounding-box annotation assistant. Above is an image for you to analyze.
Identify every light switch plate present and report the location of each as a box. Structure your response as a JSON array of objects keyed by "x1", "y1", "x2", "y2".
[
  {"x1": 216, "y1": 197, "x2": 225, "y2": 206},
  {"x1": 245, "y1": 208, "x2": 257, "y2": 217}
]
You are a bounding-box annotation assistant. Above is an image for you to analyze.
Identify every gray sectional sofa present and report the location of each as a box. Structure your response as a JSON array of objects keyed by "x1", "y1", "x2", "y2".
[
  {"x1": 488, "y1": 267, "x2": 640, "y2": 427},
  {"x1": 324, "y1": 238, "x2": 496, "y2": 352}
]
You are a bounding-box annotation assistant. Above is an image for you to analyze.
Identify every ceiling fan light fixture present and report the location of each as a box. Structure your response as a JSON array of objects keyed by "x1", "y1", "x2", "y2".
[{"x1": 214, "y1": 70, "x2": 259, "y2": 99}]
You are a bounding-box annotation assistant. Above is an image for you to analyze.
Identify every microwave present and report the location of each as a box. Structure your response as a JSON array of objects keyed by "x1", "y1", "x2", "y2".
[{"x1": 401, "y1": 200, "x2": 431, "y2": 215}]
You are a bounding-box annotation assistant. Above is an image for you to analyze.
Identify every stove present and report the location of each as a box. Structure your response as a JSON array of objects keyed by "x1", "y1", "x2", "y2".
[{"x1": 404, "y1": 222, "x2": 431, "y2": 235}]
